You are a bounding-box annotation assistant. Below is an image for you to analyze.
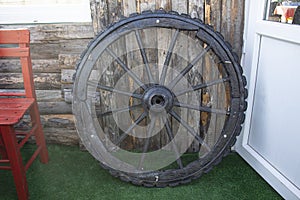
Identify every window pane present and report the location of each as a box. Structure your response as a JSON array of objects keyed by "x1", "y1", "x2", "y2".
[{"x1": 265, "y1": 0, "x2": 300, "y2": 25}]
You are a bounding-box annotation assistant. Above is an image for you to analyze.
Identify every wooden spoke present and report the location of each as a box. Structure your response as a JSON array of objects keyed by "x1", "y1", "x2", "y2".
[
  {"x1": 135, "y1": 30, "x2": 155, "y2": 83},
  {"x1": 168, "y1": 46, "x2": 211, "y2": 89},
  {"x1": 106, "y1": 48, "x2": 146, "y2": 90},
  {"x1": 88, "y1": 80, "x2": 143, "y2": 99},
  {"x1": 160, "y1": 29, "x2": 180, "y2": 85},
  {"x1": 174, "y1": 102, "x2": 229, "y2": 115},
  {"x1": 97, "y1": 104, "x2": 142, "y2": 117},
  {"x1": 138, "y1": 114, "x2": 157, "y2": 170},
  {"x1": 175, "y1": 77, "x2": 230, "y2": 96},
  {"x1": 169, "y1": 110, "x2": 211, "y2": 152},
  {"x1": 115, "y1": 111, "x2": 147, "y2": 146},
  {"x1": 163, "y1": 117, "x2": 184, "y2": 169}
]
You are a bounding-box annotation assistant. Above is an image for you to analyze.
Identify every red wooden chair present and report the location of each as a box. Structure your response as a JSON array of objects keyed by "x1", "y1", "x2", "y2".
[{"x1": 0, "y1": 29, "x2": 49, "y2": 200}]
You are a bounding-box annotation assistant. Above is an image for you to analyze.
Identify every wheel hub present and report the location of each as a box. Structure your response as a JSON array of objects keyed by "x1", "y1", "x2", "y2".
[{"x1": 142, "y1": 85, "x2": 174, "y2": 113}]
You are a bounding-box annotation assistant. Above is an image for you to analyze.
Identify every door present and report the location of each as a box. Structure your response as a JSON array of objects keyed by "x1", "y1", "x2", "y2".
[{"x1": 235, "y1": 0, "x2": 300, "y2": 199}]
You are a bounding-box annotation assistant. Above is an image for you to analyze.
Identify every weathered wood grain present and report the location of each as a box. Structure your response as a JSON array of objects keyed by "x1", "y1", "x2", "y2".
[
  {"x1": 220, "y1": 0, "x2": 244, "y2": 58},
  {"x1": 41, "y1": 114, "x2": 75, "y2": 129},
  {"x1": 0, "y1": 59, "x2": 59, "y2": 73},
  {"x1": 141, "y1": 28, "x2": 159, "y2": 151},
  {"x1": 0, "y1": 89, "x2": 62, "y2": 102},
  {"x1": 18, "y1": 114, "x2": 78, "y2": 146},
  {"x1": 38, "y1": 102, "x2": 72, "y2": 115},
  {"x1": 90, "y1": 0, "x2": 109, "y2": 34},
  {"x1": 0, "y1": 72, "x2": 61, "y2": 90},
  {"x1": 123, "y1": 0, "x2": 137, "y2": 16},
  {"x1": 156, "y1": 0, "x2": 172, "y2": 10},
  {"x1": 0, "y1": 23, "x2": 93, "y2": 42},
  {"x1": 208, "y1": 0, "x2": 222, "y2": 31},
  {"x1": 205, "y1": 0, "x2": 244, "y2": 58},
  {"x1": 202, "y1": 54, "x2": 217, "y2": 148},
  {"x1": 30, "y1": 39, "x2": 91, "y2": 59},
  {"x1": 1, "y1": 23, "x2": 93, "y2": 59},
  {"x1": 171, "y1": 0, "x2": 188, "y2": 14},
  {"x1": 139, "y1": 0, "x2": 156, "y2": 11},
  {"x1": 36, "y1": 90, "x2": 62, "y2": 102},
  {"x1": 189, "y1": 0, "x2": 204, "y2": 19},
  {"x1": 156, "y1": 2, "x2": 172, "y2": 149},
  {"x1": 21, "y1": 114, "x2": 74, "y2": 128},
  {"x1": 59, "y1": 54, "x2": 80, "y2": 69},
  {"x1": 43, "y1": 127, "x2": 79, "y2": 146},
  {"x1": 123, "y1": 0, "x2": 141, "y2": 150},
  {"x1": 108, "y1": 0, "x2": 123, "y2": 23},
  {"x1": 204, "y1": 0, "x2": 211, "y2": 24},
  {"x1": 0, "y1": 1, "x2": 245, "y2": 148},
  {"x1": 86, "y1": 0, "x2": 245, "y2": 152},
  {"x1": 1, "y1": 23, "x2": 95, "y2": 146},
  {"x1": 173, "y1": 31, "x2": 190, "y2": 153},
  {"x1": 61, "y1": 69, "x2": 76, "y2": 84}
]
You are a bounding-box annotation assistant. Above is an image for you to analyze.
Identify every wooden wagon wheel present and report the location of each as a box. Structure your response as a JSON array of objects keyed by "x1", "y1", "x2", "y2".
[{"x1": 73, "y1": 10, "x2": 247, "y2": 187}]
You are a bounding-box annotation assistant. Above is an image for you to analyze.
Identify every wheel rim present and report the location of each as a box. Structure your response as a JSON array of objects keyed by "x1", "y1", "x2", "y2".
[{"x1": 73, "y1": 11, "x2": 246, "y2": 185}]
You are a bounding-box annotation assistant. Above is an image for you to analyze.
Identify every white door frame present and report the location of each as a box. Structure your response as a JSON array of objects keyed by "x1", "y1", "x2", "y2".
[{"x1": 236, "y1": 0, "x2": 300, "y2": 199}]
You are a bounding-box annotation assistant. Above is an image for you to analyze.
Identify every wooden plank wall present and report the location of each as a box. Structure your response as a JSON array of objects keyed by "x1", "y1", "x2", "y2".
[
  {"x1": 89, "y1": 0, "x2": 244, "y2": 151},
  {"x1": 0, "y1": 0, "x2": 244, "y2": 146},
  {"x1": 0, "y1": 23, "x2": 94, "y2": 145},
  {"x1": 90, "y1": 0, "x2": 244, "y2": 57}
]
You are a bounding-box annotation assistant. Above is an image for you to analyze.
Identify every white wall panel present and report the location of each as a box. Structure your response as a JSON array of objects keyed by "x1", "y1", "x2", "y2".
[
  {"x1": 0, "y1": 1, "x2": 91, "y2": 24},
  {"x1": 249, "y1": 36, "x2": 300, "y2": 190}
]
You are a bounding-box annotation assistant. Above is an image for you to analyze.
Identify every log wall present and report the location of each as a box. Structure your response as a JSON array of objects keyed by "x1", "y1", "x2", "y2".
[
  {"x1": 0, "y1": 0, "x2": 244, "y2": 146},
  {"x1": 0, "y1": 23, "x2": 94, "y2": 145}
]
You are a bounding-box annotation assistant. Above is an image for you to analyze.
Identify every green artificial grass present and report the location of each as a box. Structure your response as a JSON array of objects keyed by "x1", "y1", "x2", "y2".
[{"x1": 0, "y1": 144, "x2": 282, "y2": 200}]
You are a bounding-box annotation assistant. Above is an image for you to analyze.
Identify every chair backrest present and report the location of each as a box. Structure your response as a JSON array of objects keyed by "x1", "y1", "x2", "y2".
[
  {"x1": 293, "y1": 6, "x2": 300, "y2": 25},
  {"x1": 0, "y1": 29, "x2": 36, "y2": 99}
]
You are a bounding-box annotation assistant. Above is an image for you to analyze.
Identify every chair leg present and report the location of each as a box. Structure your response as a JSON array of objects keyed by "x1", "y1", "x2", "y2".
[
  {"x1": 0, "y1": 125, "x2": 29, "y2": 200},
  {"x1": 0, "y1": 134, "x2": 8, "y2": 159},
  {"x1": 29, "y1": 102, "x2": 49, "y2": 164}
]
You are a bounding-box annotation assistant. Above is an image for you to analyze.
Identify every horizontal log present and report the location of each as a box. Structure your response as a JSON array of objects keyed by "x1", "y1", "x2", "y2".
[
  {"x1": 36, "y1": 90, "x2": 62, "y2": 102},
  {"x1": 16, "y1": 114, "x2": 77, "y2": 146},
  {"x1": 59, "y1": 54, "x2": 80, "y2": 69},
  {"x1": 21, "y1": 115, "x2": 78, "y2": 145},
  {"x1": 17, "y1": 114, "x2": 75, "y2": 129},
  {"x1": 19, "y1": 114, "x2": 75, "y2": 129},
  {"x1": 30, "y1": 39, "x2": 91, "y2": 59},
  {"x1": 0, "y1": 23, "x2": 94, "y2": 42},
  {"x1": 31, "y1": 24, "x2": 94, "y2": 42},
  {"x1": 11, "y1": 101, "x2": 72, "y2": 116},
  {"x1": 0, "y1": 72, "x2": 61, "y2": 90},
  {"x1": 43, "y1": 127, "x2": 79, "y2": 146},
  {"x1": 62, "y1": 69, "x2": 101, "y2": 85},
  {"x1": 0, "y1": 59, "x2": 59, "y2": 73},
  {"x1": 61, "y1": 84, "x2": 74, "y2": 90},
  {"x1": 1, "y1": 24, "x2": 92, "y2": 59},
  {"x1": 0, "y1": 89, "x2": 62, "y2": 102},
  {"x1": 61, "y1": 69, "x2": 76, "y2": 84},
  {"x1": 41, "y1": 114, "x2": 75, "y2": 129},
  {"x1": 38, "y1": 102, "x2": 72, "y2": 115}
]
